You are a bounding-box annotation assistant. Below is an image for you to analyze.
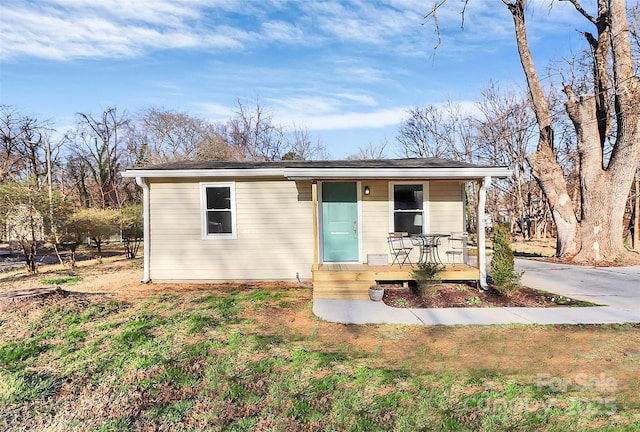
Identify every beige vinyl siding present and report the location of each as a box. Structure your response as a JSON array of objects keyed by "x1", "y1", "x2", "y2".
[
  {"x1": 360, "y1": 180, "x2": 392, "y2": 263},
  {"x1": 428, "y1": 181, "x2": 465, "y2": 261},
  {"x1": 149, "y1": 178, "x2": 314, "y2": 281},
  {"x1": 359, "y1": 180, "x2": 465, "y2": 265}
]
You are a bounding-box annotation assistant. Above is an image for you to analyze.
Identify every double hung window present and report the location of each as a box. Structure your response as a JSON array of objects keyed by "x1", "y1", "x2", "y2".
[
  {"x1": 392, "y1": 184, "x2": 424, "y2": 234},
  {"x1": 201, "y1": 183, "x2": 236, "y2": 239}
]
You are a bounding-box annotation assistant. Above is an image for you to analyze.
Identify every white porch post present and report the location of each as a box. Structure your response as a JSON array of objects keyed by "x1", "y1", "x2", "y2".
[
  {"x1": 136, "y1": 176, "x2": 151, "y2": 283},
  {"x1": 477, "y1": 176, "x2": 491, "y2": 289}
]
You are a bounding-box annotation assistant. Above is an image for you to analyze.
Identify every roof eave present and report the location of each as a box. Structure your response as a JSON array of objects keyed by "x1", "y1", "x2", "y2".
[
  {"x1": 284, "y1": 167, "x2": 512, "y2": 180},
  {"x1": 121, "y1": 168, "x2": 287, "y2": 178},
  {"x1": 121, "y1": 167, "x2": 512, "y2": 180}
]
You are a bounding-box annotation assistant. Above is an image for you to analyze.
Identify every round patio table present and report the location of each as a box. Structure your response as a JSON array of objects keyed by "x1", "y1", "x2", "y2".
[{"x1": 410, "y1": 233, "x2": 450, "y2": 263}]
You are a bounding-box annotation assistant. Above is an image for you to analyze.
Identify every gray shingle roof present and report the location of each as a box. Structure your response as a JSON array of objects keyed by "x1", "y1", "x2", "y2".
[{"x1": 127, "y1": 157, "x2": 495, "y2": 171}]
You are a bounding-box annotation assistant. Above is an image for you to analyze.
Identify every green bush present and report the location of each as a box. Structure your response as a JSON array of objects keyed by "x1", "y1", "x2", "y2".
[
  {"x1": 411, "y1": 261, "x2": 445, "y2": 298},
  {"x1": 410, "y1": 261, "x2": 444, "y2": 283},
  {"x1": 490, "y1": 225, "x2": 522, "y2": 296}
]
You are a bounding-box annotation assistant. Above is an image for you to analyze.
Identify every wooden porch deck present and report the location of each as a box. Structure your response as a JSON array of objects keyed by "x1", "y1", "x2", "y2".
[{"x1": 312, "y1": 263, "x2": 480, "y2": 300}]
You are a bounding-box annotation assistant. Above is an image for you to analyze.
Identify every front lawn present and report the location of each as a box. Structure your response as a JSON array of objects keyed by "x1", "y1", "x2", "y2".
[{"x1": 0, "y1": 257, "x2": 638, "y2": 431}]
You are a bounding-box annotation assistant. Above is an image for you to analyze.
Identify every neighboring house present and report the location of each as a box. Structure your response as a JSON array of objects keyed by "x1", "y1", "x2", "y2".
[
  {"x1": 4, "y1": 204, "x2": 45, "y2": 243},
  {"x1": 121, "y1": 158, "x2": 510, "y2": 299}
]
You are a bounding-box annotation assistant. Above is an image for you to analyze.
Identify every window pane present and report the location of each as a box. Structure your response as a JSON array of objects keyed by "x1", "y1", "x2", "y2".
[
  {"x1": 394, "y1": 185, "x2": 423, "y2": 210},
  {"x1": 394, "y1": 211, "x2": 423, "y2": 234},
  {"x1": 206, "y1": 187, "x2": 230, "y2": 210},
  {"x1": 207, "y1": 211, "x2": 232, "y2": 234}
]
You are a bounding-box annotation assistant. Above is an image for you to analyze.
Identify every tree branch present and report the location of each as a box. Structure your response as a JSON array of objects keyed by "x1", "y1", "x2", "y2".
[{"x1": 559, "y1": 0, "x2": 597, "y2": 25}]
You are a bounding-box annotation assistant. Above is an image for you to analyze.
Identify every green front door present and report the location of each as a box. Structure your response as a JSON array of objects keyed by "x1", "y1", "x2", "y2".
[{"x1": 322, "y1": 182, "x2": 359, "y2": 262}]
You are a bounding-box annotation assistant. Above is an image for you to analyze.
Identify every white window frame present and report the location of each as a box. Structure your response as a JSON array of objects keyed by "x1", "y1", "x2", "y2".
[
  {"x1": 200, "y1": 182, "x2": 237, "y2": 240},
  {"x1": 388, "y1": 181, "x2": 429, "y2": 234}
]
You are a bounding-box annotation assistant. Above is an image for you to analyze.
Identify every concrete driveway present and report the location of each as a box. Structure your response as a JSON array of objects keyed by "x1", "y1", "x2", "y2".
[{"x1": 516, "y1": 258, "x2": 640, "y2": 313}]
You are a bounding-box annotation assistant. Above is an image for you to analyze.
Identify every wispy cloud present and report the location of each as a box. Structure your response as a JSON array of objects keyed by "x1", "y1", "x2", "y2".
[
  {"x1": 334, "y1": 93, "x2": 378, "y2": 106},
  {"x1": 195, "y1": 102, "x2": 235, "y2": 122},
  {"x1": 260, "y1": 21, "x2": 304, "y2": 44},
  {"x1": 197, "y1": 93, "x2": 404, "y2": 132},
  {"x1": 331, "y1": 62, "x2": 389, "y2": 84},
  {"x1": 308, "y1": 0, "x2": 423, "y2": 46},
  {"x1": 0, "y1": 0, "x2": 250, "y2": 61},
  {"x1": 286, "y1": 107, "x2": 410, "y2": 131},
  {"x1": 268, "y1": 96, "x2": 344, "y2": 115},
  {"x1": 1, "y1": 0, "x2": 579, "y2": 62}
]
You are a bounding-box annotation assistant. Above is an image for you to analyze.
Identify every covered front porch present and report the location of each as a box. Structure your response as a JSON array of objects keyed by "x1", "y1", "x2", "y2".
[
  {"x1": 307, "y1": 172, "x2": 500, "y2": 300},
  {"x1": 312, "y1": 262, "x2": 479, "y2": 300}
]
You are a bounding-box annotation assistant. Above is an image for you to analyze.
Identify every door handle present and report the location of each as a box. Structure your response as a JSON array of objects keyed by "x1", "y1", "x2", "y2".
[{"x1": 353, "y1": 221, "x2": 358, "y2": 238}]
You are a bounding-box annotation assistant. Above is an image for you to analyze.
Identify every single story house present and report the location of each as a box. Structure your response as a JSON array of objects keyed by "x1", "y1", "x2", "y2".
[{"x1": 121, "y1": 158, "x2": 511, "y2": 299}]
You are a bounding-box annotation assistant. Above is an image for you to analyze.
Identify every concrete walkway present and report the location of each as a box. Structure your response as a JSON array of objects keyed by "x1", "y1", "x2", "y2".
[{"x1": 312, "y1": 258, "x2": 640, "y2": 325}]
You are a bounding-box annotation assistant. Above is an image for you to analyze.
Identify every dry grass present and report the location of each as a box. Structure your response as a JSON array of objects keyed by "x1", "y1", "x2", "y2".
[{"x1": 1, "y1": 252, "x2": 639, "y2": 431}]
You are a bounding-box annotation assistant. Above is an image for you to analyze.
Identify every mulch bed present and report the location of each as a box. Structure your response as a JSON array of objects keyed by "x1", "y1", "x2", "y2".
[{"x1": 381, "y1": 282, "x2": 594, "y2": 308}]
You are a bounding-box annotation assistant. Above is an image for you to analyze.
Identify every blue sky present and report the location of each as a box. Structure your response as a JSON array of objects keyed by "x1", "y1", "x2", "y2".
[{"x1": 1, "y1": 0, "x2": 583, "y2": 158}]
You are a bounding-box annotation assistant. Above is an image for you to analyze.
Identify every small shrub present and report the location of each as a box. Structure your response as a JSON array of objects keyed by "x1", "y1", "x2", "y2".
[
  {"x1": 410, "y1": 261, "x2": 444, "y2": 283},
  {"x1": 490, "y1": 225, "x2": 522, "y2": 296},
  {"x1": 415, "y1": 282, "x2": 439, "y2": 298},
  {"x1": 411, "y1": 261, "x2": 444, "y2": 298}
]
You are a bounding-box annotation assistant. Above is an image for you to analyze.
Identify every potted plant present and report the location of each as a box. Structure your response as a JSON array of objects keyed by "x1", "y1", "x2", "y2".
[
  {"x1": 368, "y1": 283, "x2": 384, "y2": 301},
  {"x1": 411, "y1": 261, "x2": 445, "y2": 298}
]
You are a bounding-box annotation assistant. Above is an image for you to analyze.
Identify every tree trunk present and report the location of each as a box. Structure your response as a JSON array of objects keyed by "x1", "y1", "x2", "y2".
[
  {"x1": 566, "y1": 88, "x2": 639, "y2": 261},
  {"x1": 634, "y1": 175, "x2": 640, "y2": 250},
  {"x1": 571, "y1": 0, "x2": 640, "y2": 261},
  {"x1": 575, "y1": 177, "x2": 623, "y2": 261},
  {"x1": 527, "y1": 145, "x2": 578, "y2": 257},
  {"x1": 506, "y1": 0, "x2": 640, "y2": 262},
  {"x1": 507, "y1": 0, "x2": 578, "y2": 256},
  {"x1": 20, "y1": 239, "x2": 37, "y2": 273}
]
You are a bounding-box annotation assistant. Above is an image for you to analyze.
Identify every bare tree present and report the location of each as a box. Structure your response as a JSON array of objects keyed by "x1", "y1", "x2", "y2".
[
  {"x1": 347, "y1": 140, "x2": 389, "y2": 160},
  {"x1": 0, "y1": 107, "x2": 64, "y2": 249},
  {"x1": 507, "y1": 0, "x2": 639, "y2": 261},
  {"x1": 0, "y1": 181, "x2": 70, "y2": 272},
  {"x1": 281, "y1": 124, "x2": 328, "y2": 160},
  {"x1": 427, "y1": 0, "x2": 640, "y2": 261},
  {"x1": 397, "y1": 105, "x2": 454, "y2": 158},
  {"x1": 217, "y1": 98, "x2": 324, "y2": 161},
  {"x1": 223, "y1": 97, "x2": 286, "y2": 161},
  {"x1": 397, "y1": 103, "x2": 477, "y2": 161},
  {"x1": 0, "y1": 106, "x2": 22, "y2": 182},
  {"x1": 70, "y1": 108, "x2": 128, "y2": 209},
  {"x1": 474, "y1": 82, "x2": 542, "y2": 236},
  {"x1": 0, "y1": 106, "x2": 53, "y2": 184},
  {"x1": 133, "y1": 108, "x2": 231, "y2": 164}
]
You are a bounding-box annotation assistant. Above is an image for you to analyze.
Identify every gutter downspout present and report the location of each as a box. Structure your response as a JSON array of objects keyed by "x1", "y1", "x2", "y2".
[
  {"x1": 136, "y1": 176, "x2": 151, "y2": 283},
  {"x1": 477, "y1": 176, "x2": 491, "y2": 290}
]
